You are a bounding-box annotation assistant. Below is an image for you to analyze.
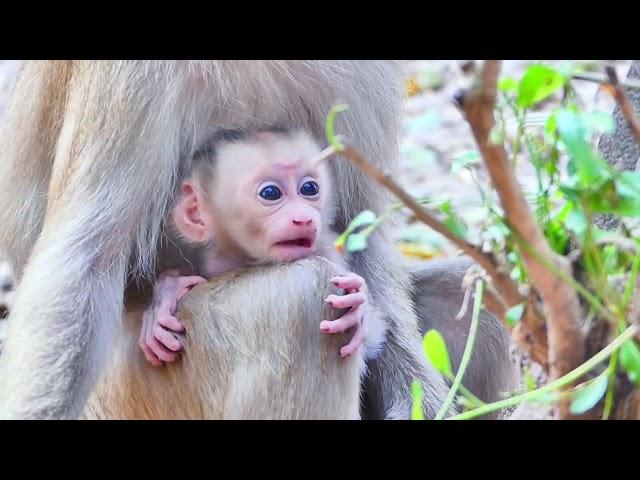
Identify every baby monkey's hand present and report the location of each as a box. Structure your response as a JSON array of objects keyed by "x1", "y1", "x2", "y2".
[
  {"x1": 139, "y1": 269, "x2": 207, "y2": 367},
  {"x1": 321, "y1": 272, "x2": 370, "y2": 358}
]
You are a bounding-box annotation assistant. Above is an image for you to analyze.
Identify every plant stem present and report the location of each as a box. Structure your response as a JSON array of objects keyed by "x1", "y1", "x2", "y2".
[
  {"x1": 621, "y1": 247, "x2": 640, "y2": 313},
  {"x1": 571, "y1": 72, "x2": 640, "y2": 90},
  {"x1": 447, "y1": 324, "x2": 638, "y2": 420},
  {"x1": 436, "y1": 280, "x2": 484, "y2": 419},
  {"x1": 602, "y1": 350, "x2": 619, "y2": 420},
  {"x1": 457, "y1": 384, "x2": 486, "y2": 407},
  {"x1": 508, "y1": 222, "x2": 618, "y2": 324}
]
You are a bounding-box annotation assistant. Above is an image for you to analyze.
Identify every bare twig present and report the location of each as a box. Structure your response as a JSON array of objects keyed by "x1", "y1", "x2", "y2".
[
  {"x1": 340, "y1": 144, "x2": 521, "y2": 304},
  {"x1": 460, "y1": 60, "x2": 584, "y2": 419},
  {"x1": 604, "y1": 65, "x2": 640, "y2": 343},
  {"x1": 604, "y1": 66, "x2": 640, "y2": 144},
  {"x1": 572, "y1": 72, "x2": 640, "y2": 90},
  {"x1": 333, "y1": 142, "x2": 550, "y2": 365}
]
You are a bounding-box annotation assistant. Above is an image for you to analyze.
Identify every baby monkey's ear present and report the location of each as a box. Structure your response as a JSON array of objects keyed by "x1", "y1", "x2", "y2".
[{"x1": 172, "y1": 180, "x2": 216, "y2": 244}]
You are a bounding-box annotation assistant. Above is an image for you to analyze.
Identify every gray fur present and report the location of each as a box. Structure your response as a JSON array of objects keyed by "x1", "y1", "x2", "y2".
[
  {"x1": 84, "y1": 257, "x2": 364, "y2": 419},
  {"x1": 410, "y1": 256, "x2": 519, "y2": 416},
  {"x1": 0, "y1": 61, "x2": 451, "y2": 419}
]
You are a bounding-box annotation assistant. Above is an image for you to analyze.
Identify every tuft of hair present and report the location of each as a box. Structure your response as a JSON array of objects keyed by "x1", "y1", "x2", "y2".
[{"x1": 190, "y1": 126, "x2": 313, "y2": 175}]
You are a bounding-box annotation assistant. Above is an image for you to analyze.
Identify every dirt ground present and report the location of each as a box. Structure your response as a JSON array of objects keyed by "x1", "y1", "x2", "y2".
[{"x1": 0, "y1": 60, "x2": 633, "y2": 419}]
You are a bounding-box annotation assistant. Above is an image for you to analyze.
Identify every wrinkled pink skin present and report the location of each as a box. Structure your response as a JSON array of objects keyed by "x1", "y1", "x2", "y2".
[
  {"x1": 138, "y1": 270, "x2": 207, "y2": 367},
  {"x1": 139, "y1": 268, "x2": 371, "y2": 367}
]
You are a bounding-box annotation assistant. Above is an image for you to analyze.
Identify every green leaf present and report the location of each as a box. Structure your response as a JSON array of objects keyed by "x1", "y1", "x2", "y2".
[
  {"x1": 545, "y1": 219, "x2": 570, "y2": 254},
  {"x1": 569, "y1": 373, "x2": 608, "y2": 415},
  {"x1": 589, "y1": 175, "x2": 640, "y2": 217},
  {"x1": 348, "y1": 210, "x2": 376, "y2": 230},
  {"x1": 438, "y1": 201, "x2": 468, "y2": 240},
  {"x1": 555, "y1": 110, "x2": 606, "y2": 186},
  {"x1": 523, "y1": 368, "x2": 537, "y2": 392},
  {"x1": 553, "y1": 201, "x2": 574, "y2": 222},
  {"x1": 325, "y1": 103, "x2": 349, "y2": 150},
  {"x1": 517, "y1": 64, "x2": 565, "y2": 109},
  {"x1": 618, "y1": 171, "x2": 640, "y2": 194},
  {"x1": 584, "y1": 111, "x2": 615, "y2": 135},
  {"x1": 620, "y1": 340, "x2": 640, "y2": 385},
  {"x1": 565, "y1": 209, "x2": 588, "y2": 240},
  {"x1": 439, "y1": 199, "x2": 454, "y2": 214},
  {"x1": 444, "y1": 214, "x2": 468, "y2": 240},
  {"x1": 451, "y1": 151, "x2": 481, "y2": 174},
  {"x1": 345, "y1": 233, "x2": 368, "y2": 253},
  {"x1": 422, "y1": 330, "x2": 453, "y2": 377},
  {"x1": 545, "y1": 110, "x2": 559, "y2": 138},
  {"x1": 498, "y1": 76, "x2": 518, "y2": 92},
  {"x1": 335, "y1": 210, "x2": 377, "y2": 252},
  {"x1": 411, "y1": 380, "x2": 425, "y2": 420},
  {"x1": 505, "y1": 303, "x2": 524, "y2": 327}
]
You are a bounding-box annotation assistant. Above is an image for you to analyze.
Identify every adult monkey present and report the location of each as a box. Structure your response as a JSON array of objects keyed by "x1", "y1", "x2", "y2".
[
  {"x1": 82, "y1": 256, "x2": 515, "y2": 420},
  {"x1": 0, "y1": 60, "x2": 451, "y2": 419}
]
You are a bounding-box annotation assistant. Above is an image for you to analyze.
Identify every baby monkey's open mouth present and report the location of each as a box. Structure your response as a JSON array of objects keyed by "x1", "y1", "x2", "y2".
[{"x1": 275, "y1": 237, "x2": 313, "y2": 248}]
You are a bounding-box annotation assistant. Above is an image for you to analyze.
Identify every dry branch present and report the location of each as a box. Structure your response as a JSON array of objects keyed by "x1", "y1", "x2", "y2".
[
  {"x1": 341, "y1": 145, "x2": 519, "y2": 302},
  {"x1": 333, "y1": 143, "x2": 550, "y2": 365},
  {"x1": 459, "y1": 60, "x2": 584, "y2": 419},
  {"x1": 572, "y1": 71, "x2": 640, "y2": 91},
  {"x1": 604, "y1": 66, "x2": 640, "y2": 145},
  {"x1": 604, "y1": 65, "x2": 640, "y2": 342}
]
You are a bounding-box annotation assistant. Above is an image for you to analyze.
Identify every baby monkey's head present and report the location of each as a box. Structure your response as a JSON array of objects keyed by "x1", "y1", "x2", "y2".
[{"x1": 173, "y1": 127, "x2": 333, "y2": 264}]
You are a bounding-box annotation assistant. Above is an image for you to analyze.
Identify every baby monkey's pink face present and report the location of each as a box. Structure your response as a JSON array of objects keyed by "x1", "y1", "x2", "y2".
[{"x1": 212, "y1": 131, "x2": 330, "y2": 263}]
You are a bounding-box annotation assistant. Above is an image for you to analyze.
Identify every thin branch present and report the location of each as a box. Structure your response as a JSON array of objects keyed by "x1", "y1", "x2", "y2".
[
  {"x1": 335, "y1": 142, "x2": 549, "y2": 366},
  {"x1": 572, "y1": 72, "x2": 640, "y2": 90},
  {"x1": 604, "y1": 65, "x2": 640, "y2": 343},
  {"x1": 604, "y1": 66, "x2": 640, "y2": 144},
  {"x1": 448, "y1": 324, "x2": 639, "y2": 420},
  {"x1": 460, "y1": 60, "x2": 584, "y2": 419},
  {"x1": 435, "y1": 279, "x2": 484, "y2": 419},
  {"x1": 339, "y1": 145, "x2": 521, "y2": 304}
]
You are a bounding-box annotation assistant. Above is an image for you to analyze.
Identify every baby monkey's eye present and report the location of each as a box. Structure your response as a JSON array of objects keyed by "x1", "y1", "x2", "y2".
[
  {"x1": 300, "y1": 181, "x2": 319, "y2": 197},
  {"x1": 259, "y1": 185, "x2": 282, "y2": 201}
]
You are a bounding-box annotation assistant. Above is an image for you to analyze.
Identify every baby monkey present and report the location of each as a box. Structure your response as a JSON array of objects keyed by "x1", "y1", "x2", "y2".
[{"x1": 139, "y1": 127, "x2": 385, "y2": 367}]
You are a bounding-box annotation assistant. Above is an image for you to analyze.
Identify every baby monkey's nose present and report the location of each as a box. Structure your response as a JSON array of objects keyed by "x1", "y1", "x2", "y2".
[{"x1": 292, "y1": 218, "x2": 313, "y2": 227}]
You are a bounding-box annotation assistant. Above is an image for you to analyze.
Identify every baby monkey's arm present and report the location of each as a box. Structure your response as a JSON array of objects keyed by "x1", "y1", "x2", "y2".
[
  {"x1": 139, "y1": 269, "x2": 376, "y2": 365},
  {"x1": 138, "y1": 269, "x2": 207, "y2": 367},
  {"x1": 323, "y1": 272, "x2": 379, "y2": 358}
]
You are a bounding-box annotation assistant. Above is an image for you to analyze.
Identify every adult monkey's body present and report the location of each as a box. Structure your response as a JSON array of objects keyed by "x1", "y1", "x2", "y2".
[
  {"x1": 0, "y1": 60, "x2": 449, "y2": 419},
  {"x1": 81, "y1": 256, "x2": 516, "y2": 420},
  {"x1": 84, "y1": 258, "x2": 366, "y2": 420}
]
